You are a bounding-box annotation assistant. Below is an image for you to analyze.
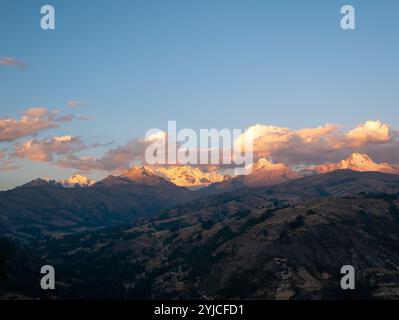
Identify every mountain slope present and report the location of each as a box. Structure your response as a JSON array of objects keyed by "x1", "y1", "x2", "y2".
[
  {"x1": 0, "y1": 179, "x2": 194, "y2": 241},
  {"x1": 239, "y1": 158, "x2": 300, "y2": 187},
  {"x1": 37, "y1": 191, "x2": 399, "y2": 299},
  {"x1": 263, "y1": 169, "x2": 399, "y2": 200},
  {"x1": 121, "y1": 166, "x2": 174, "y2": 186},
  {"x1": 313, "y1": 153, "x2": 399, "y2": 174},
  {"x1": 200, "y1": 158, "x2": 299, "y2": 195},
  {"x1": 3, "y1": 170, "x2": 399, "y2": 299},
  {"x1": 0, "y1": 238, "x2": 46, "y2": 299}
]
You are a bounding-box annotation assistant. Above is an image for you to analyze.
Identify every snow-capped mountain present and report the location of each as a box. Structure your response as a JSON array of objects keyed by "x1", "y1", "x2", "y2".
[
  {"x1": 239, "y1": 157, "x2": 300, "y2": 187},
  {"x1": 59, "y1": 174, "x2": 96, "y2": 187},
  {"x1": 200, "y1": 158, "x2": 300, "y2": 195},
  {"x1": 121, "y1": 166, "x2": 173, "y2": 186},
  {"x1": 58, "y1": 154, "x2": 399, "y2": 191},
  {"x1": 313, "y1": 153, "x2": 399, "y2": 174},
  {"x1": 149, "y1": 165, "x2": 227, "y2": 188}
]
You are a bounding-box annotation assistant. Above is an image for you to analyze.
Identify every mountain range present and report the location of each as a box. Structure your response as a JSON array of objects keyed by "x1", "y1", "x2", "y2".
[
  {"x1": 2, "y1": 169, "x2": 399, "y2": 299},
  {"x1": 0, "y1": 172, "x2": 193, "y2": 242},
  {"x1": 2, "y1": 153, "x2": 398, "y2": 242},
  {"x1": 146, "y1": 165, "x2": 227, "y2": 188},
  {"x1": 53, "y1": 153, "x2": 399, "y2": 189},
  {"x1": 2, "y1": 153, "x2": 399, "y2": 299}
]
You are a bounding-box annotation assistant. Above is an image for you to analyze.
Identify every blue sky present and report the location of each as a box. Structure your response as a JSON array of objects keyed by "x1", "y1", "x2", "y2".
[{"x1": 1, "y1": 0, "x2": 399, "y2": 189}]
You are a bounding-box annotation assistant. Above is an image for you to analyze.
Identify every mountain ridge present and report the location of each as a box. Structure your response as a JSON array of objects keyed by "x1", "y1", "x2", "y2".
[{"x1": 313, "y1": 153, "x2": 399, "y2": 175}]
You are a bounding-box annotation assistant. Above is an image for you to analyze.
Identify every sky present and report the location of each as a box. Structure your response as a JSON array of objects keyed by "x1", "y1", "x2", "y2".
[{"x1": 1, "y1": 0, "x2": 399, "y2": 190}]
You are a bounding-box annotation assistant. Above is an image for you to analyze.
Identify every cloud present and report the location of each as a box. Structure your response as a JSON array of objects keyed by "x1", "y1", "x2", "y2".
[
  {"x1": 234, "y1": 124, "x2": 294, "y2": 159},
  {"x1": 235, "y1": 120, "x2": 397, "y2": 166},
  {"x1": 57, "y1": 135, "x2": 221, "y2": 173},
  {"x1": 52, "y1": 120, "x2": 399, "y2": 173},
  {"x1": 67, "y1": 100, "x2": 85, "y2": 108},
  {"x1": 90, "y1": 141, "x2": 115, "y2": 148},
  {"x1": 0, "y1": 149, "x2": 19, "y2": 171},
  {"x1": 0, "y1": 108, "x2": 78, "y2": 143},
  {"x1": 145, "y1": 130, "x2": 167, "y2": 142},
  {"x1": 58, "y1": 131, "x2": 172, "y2": 172},
  {"x1": 57, "y1": 138, "x2": 152, "y2": 171},
  {"x1": 12, "y1": 136, "x2": 85, "y2": 162},
  {"x1": 346, "y1": 120, "x2": 390, "y2": 146},
  {"x1": 0, "y1": 57, "x2": 26, "y2": 68},
  {"x1": 297, "y1": 124, "x2": 340, "y2": 143}
]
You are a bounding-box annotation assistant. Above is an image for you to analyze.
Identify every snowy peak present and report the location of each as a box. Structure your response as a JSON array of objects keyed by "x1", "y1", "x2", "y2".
[
  {"x1": 92, "y1": 175, "x2": 134, "y2": 187},
  {"x1": 344, "y1": 153, "x2": 374, "y2": 168},
  {"x1": 248, "y1": 157, "x2": 290, "y2": 172},
  {"x1": 60, "y1": 175, "x2": 96, "y2": 187},
  {"x1": 121, "y1": 166, "x2": 172, "y2": 186},
  {"x1": 150, "y1": 165, "x2": 227, "y2": 188},
  {"x1": 239, "y1": 158, "x2": 299, "y2": 187},
  {"x1": 314, "y1": 153, "x2": 399, "y2": 174}
]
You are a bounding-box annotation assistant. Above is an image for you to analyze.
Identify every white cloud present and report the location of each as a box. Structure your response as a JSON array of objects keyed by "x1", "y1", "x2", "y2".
[
  {"x1": 14, "y1": 120, "x2": 398, "y2": 173},
  {"x1": 0, "y1": 107, "x2": 78, "y2": 143},
  {"x1": 346, "y1": 120, "x2": 390, "y2": 146},
  {"x1": 235, "y1": 120, "x2": 396, "y2": 165},
  {"x1": 12, "y1": 136, "x2": 85, "y2": 162}
]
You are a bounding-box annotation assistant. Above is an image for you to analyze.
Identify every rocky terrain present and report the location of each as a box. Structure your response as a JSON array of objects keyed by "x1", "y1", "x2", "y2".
[
  {"x1": 1, "y1": 170, "x2": 399, "y2": 299},
  {"x1": 0, "y1": 173, "x2": 194, "y2": 242}
]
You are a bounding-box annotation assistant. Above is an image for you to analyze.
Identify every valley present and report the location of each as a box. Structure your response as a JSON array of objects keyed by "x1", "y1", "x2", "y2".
[{"x1": 2, "y1": 169, "x2": 399, "y2": 299}]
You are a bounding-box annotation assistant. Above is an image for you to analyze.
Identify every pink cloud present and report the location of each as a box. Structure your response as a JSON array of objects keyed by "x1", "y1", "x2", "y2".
[
  {"x1": 67, "y1": 100, "x2": 85, "y2": 108},
  {"x1": 45, "y1": 120, "x2": 399, "y2": 173},
  {"x1": 57, "y1": 138, "x2": 152, "y2": 172},
  {"x1": 12, "y1": 136, "x2": 85, "y2": 162},
  {"x1": 0, "y1": 57, "x2": 26, "y2": 68},
  {"x1": 346, "y1": 120, "x2": 390, "y2": 146},
  {"x1": 0, "y1": 108, "x2": 78, "y2": 143},
  {"x1": 0, "y1": 149, "x2": 19, "y2": 171},
  {"x1": 297, "y1": 124, "x2": 340, "y2": 143},
  {"x1": 235, "y1": 120, "x2": 398, "y2": 166}
]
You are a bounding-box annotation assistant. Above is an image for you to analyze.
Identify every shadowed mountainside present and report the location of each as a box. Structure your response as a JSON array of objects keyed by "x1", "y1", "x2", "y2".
[
  {"x1": 36, "y1": 191, "x2": 399, "y2": 299},
  {"x1": 2, "y1": 170, "x2": 399, "y2": 299},
  {"x1": 200, "y1": 169, "x2": 399, "y2": 198},
  {"x1": 0, "y1": 178, "x2": 194, "y2": 242}
]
